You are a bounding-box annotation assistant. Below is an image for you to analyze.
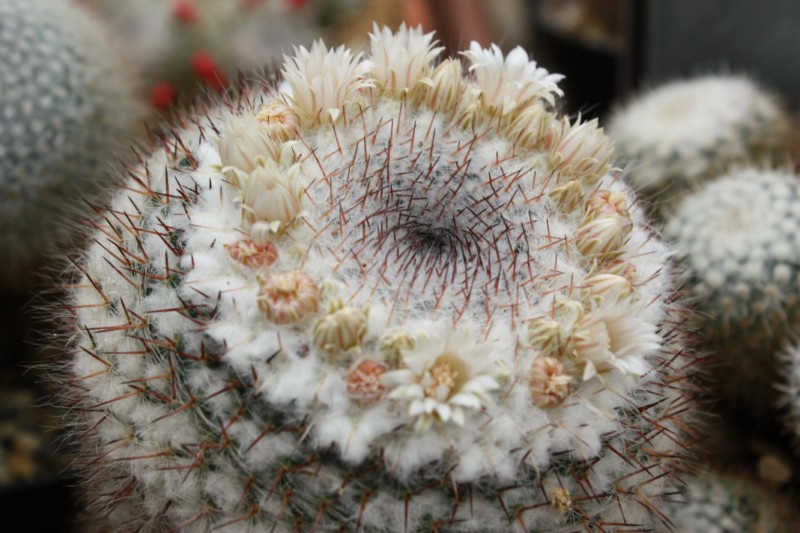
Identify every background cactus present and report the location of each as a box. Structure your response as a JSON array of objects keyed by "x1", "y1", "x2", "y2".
[
  {"x1": 607, "y1": 75, "x2": 793, "y2": 220},
  {"x1": 0, "y1": 0, "x2": 141, "y2": 285},
  {"x1": 62, "y1": 26, "x2": 695, "y2": 531},
  {"x1": 660, "y1": 470, "x2": 798, "y2": 533},
  {"x1": 665, "y1": 168, "x2": 800, "y2": 416},
  {"x1": 81, "y1": 0, "x2": 322, "y2": 110}
]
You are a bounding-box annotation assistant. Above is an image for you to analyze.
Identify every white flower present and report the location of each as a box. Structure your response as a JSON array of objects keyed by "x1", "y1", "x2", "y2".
[
  {"x1": 461, "y1": 42, "x2": 564, "y2": 114},
  {"x1": 366, "y1": 23, "x2": 443, "y2": 96},
  {"x1": 383, "y1": 324, "x2": 503, "y2": 430},
  {"x1": 418, "y1": 58, "x2": 465, "y2": 112},
  {"x1": 549, "y1": 117, "x2": 614, "y2": 183},
  {"x1": 573, "y1": 294, "x2": 660, "y2": 381},
  {"x1": 242, "y1": 159, "x2": 303, "y2": 236},
  {"x1": 281, "y1": 40, "x2": 373, "y2": 124},
  {"x1": 218, "y1": 114, "x2": 281, "y2": 179},
  {"x1": 256, "y1": 99, "x2": 299, "y2": 142}
]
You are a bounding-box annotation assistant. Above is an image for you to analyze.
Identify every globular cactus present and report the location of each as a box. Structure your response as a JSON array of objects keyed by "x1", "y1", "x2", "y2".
[
  {"x1": 608, "y1": 75, "x2": 793, "y2": 219},
  {"x1": 82, "y1": 0, "x2": 320, "y2": 110},
  {"x1": 0, "y1": 0, "x2": 141, "y2": 284},
  {"x1": 779, "y1": 340, "x2": 800, "y2": 446},
  {"x1": 62, "y1": 26, "x2": 695, "y2": 531},
  {"x1": 665, "y1": 168, "x2": 800, "y2": 415},
  {"x1": 660, "y1": 470, "x2": 798, "y2": 533}
]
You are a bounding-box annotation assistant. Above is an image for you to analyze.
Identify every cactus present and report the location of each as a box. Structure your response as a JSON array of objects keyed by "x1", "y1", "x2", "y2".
[
  {"x1": 82, "y1": 0, "x2": 321, "y2": 110},
  {"x1": 779, "y1": 340, "x2": 800, "y2": 445},
  {"x1": 608, "y1": 75, "x2": 793, "y2": 219},
  {"x1": 665, "y1": 168, "x2": 800, "y2": 415},
  {"x1": 660, "y1": 470, "x2": 797, "y2": 533},
  {"x1": 62, "y1": 26, "x2": 695, "y2": 531},
  {"x1": 0, "y1": 0, "x2": 141, "y2": 284}
]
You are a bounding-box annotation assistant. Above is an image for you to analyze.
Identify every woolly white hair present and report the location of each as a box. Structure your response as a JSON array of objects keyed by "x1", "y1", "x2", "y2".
[{"x1": 65, "y1": 26, "x2": 692, "y2": 532}]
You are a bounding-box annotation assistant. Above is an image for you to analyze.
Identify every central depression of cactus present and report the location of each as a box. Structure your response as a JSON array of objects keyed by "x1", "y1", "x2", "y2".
[{"x1": 67, "y1": 26, "x2": 691, "y2": 532}]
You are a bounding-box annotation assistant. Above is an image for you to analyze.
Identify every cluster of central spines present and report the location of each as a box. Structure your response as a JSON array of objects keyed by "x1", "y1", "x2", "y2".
[{"x1": 65, "y1": 24, "x2": 691, "y2": 532}]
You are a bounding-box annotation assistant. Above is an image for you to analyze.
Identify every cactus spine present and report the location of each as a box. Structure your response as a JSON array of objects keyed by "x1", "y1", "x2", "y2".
[{"x1": 63, "y1": 26, "x2": 694, "y2": 531}]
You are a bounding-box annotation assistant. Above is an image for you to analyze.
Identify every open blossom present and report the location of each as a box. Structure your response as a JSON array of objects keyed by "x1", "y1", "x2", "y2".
[
  {"x1": 383, "y1": 325, "x2": 504, "y2": 430},
  {"x1": 366, "y1": 23, "x2": 443, "y2": 95},
  {"x1": 281, "y1": 40, "x2": 373, "y2": 124},
  {"x1": 461, "y1": 42, "x2": 564, "y2": 114},
  {"x1": 573, "y1": 295, "x2": 661, "y2": 381}
]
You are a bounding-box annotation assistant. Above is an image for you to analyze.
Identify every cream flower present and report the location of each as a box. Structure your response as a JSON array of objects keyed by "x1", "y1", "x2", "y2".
[
  {"x1": 281, "y1": 40, "x2": 373, "y2": 125},
  {"x1": 572, "y1": 294, "x2": 660, "y2": 381},
  {"x1": 218, "y1": 114, "x2": 281, "y2": 180},
  {"x1": 461, "y1": 42, "x2": 564, "y2": 115},
  {"x1": 549, "y1": 117, "x2": 614, "y2": 184},
  {"x1": 313, "y1": 299, "x2": 369, "y2": 358},
  {"x1": 417, "y1": 58, "x2": 465, "y2": 113},
  {"x1": 256, "y1": 99, "x2": 299, "y2": 142},
  {"x1": 242, "y1": 159, "x2": 303, "y2": 237},
  {"x1": 366, "y1": 23, "x2": 443, "y2": 96},
  {"x1": 383, "y1": 324, "x2": 503, "y2": 429}
]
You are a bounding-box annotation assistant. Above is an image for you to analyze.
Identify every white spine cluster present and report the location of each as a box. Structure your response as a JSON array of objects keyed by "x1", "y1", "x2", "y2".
[
  {"x1": 666, "y1": 168, "x2": 800, "y2": 413},
  {"x1": 0, "y1": 0, "x2": 140, "y2": 283},
  {"x1": 608, "y1": 75, "x2": 793, "y2": 218},
  {"x1": 66, "y1": 26, "x2": 692, "y2": 532},
  {"x1": 660, "y1": 471, "x2": 797, "y2": 533}
]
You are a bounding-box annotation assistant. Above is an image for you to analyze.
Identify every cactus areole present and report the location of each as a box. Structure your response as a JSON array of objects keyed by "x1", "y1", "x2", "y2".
[{"x1": 66, "y1": 26, "x2": 691, "y2": 531}]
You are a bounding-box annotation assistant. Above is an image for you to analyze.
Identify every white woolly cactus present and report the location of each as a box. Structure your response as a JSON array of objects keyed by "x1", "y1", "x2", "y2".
[
  {"x1": 608, "y1": 75, "x2": 793, "y2": 218},
  {"x1": 64, "y1": 26, "x2": 694, "y2": 531},
  {"x1": 665, "y1": 169, "x2": 800, "y2": 414},
  {"x1": 660, "y1": 471, "x2": 797, "y2": 533},
  {"x1": 0, "y1": 0, "x2": 140, "y2": 283}
]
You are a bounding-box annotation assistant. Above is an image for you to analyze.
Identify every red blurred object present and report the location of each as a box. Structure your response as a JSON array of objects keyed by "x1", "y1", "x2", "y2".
[
  {"x1": 192, "y1": 51, "x2": 230, "y2": 91},
  {"x1": 288, "y1": 0, "x2": 310, "y2": 10},
  {"x1": 171, "y1": 0, "x2": 199, "y2": 24},
  {"x1": 150, "y1": 82, "x2": 179, "y2": 109}
]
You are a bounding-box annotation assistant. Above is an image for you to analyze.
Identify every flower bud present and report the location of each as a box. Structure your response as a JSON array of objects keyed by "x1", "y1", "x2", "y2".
[
  {"x1": 528, "y1": 357, "x2": 573, "y2": 408},
  {"x1": 256, "y1": 99, "x2": 299, "y2": 142},
  {"x1": 219, "y1": 114, "x2": 280, "y2": 177},
  {"x1": 257, "y1": 271, "x2": 320, "y2": 324},
  {"x1": 313, "y1": 299, "x2": 369, "y2": 357},
  {"x1": 242, "y1": 160, "x2": 303, "y2": 234}
]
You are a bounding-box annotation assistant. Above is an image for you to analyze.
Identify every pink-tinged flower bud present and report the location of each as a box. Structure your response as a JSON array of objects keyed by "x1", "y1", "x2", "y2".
[
  {"x1": 528, "y1": 357, "x2": 573, "y2": 408},
  {"x1": 225, "y1": 239, "x2": 279, "y2": 269},
  {"x1": 345, "y1": 359, "x2": 387, "y2": 402},
  {"x1": 257, "y1": 271, "x2": 320, "y2": 324}
]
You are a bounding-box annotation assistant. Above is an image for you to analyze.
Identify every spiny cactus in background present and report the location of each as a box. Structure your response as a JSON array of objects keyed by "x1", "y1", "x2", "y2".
[
  {"x1": 62, "y1": 26, "x2": 695, "y2": 531},
  {"x1": 779, "y1": 340, "x2": 800, "y2": 446},
  {"x1": 82, "y1": 0, "x2": 321, "y2": 111},
  {"x1": 660, "y1": 470, "x2": 798, "y2": 533},
  {"x1": 665, "y1": 169, "x2": 800, "y2": 415},
  {"x1": 608, "y1": 75, "x2": 793, "y2": 220},
  {"x1": 0, "y1": 0, "x2": 141, "y2": 285}
]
